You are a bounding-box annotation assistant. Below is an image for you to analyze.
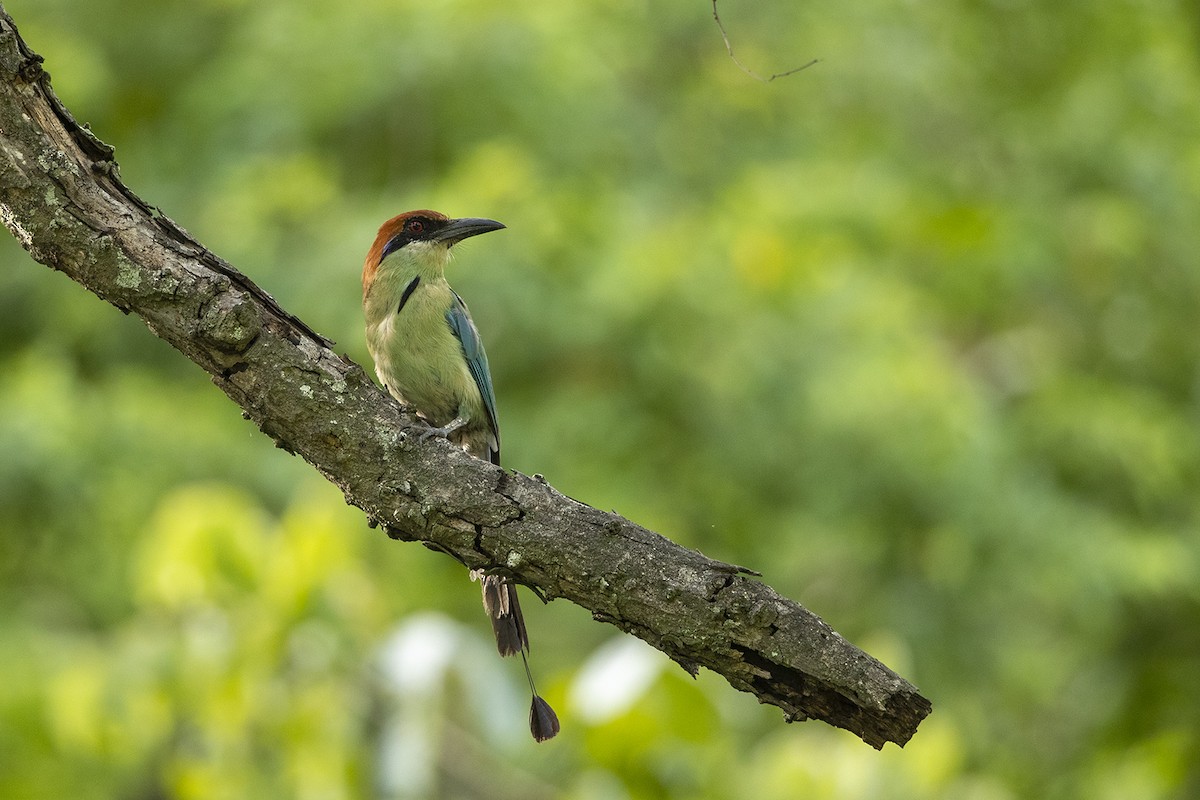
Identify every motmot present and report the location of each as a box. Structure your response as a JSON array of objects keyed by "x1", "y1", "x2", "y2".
[{"x1": 362, "y1": 210, "x2": 559, "y2": 742}]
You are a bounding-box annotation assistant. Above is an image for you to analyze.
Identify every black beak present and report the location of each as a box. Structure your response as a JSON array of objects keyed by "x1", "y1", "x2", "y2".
[{"x1": 432, "y1": 217, "x2": 506, "y2": 246}]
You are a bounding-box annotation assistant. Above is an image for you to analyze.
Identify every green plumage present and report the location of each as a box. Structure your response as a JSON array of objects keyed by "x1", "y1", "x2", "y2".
[{"x1": 364, "y1": 240, "x2": 499, "y2": 463}]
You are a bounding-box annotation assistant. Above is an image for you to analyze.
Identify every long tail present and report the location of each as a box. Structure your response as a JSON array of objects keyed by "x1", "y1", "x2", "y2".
[{"x1": 480, "y1": 574, "x2": 560, "y2": 742}]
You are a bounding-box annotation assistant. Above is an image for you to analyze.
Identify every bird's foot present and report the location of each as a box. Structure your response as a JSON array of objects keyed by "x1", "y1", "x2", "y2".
[{"x1": 417, "y1": 416, "x2": 467, "y2": 442}]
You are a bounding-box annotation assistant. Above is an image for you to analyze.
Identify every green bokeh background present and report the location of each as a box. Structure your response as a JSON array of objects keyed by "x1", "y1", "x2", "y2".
[{"x1": 2, "y1": 1, "x2": 1199, "y2": 797}]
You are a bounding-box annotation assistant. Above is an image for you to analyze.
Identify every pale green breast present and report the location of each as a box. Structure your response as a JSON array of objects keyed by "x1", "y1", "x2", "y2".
[{"x1": 365, "y1": 274, "x2": 484, "y2": 430}]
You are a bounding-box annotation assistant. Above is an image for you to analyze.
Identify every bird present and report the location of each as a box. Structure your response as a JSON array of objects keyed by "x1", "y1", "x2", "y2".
[{"x1": 362, "y1": 209, "x2": 559, "y2": 742}]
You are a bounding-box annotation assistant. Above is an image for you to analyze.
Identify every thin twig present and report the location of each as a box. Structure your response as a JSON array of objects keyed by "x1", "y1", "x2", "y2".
[{"x1": 712, "y1": 0, "x2": 818, "y2": 82}]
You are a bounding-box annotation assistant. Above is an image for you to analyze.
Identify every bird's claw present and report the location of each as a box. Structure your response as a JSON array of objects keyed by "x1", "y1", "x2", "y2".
[
  {"x1": 417, "y1": 425, "x2": 451, "y2": 442},
  {"x1": 416, "y1": 416, "x2": 467, "y2": 443}
]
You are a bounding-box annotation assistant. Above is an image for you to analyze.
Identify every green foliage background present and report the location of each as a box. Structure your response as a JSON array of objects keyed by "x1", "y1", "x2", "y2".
[{"x1": 2, "y1": 0, "x2": 1199, "y2": 797}]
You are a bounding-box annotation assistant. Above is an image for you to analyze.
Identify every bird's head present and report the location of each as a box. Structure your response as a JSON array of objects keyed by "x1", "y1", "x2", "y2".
[{"x1": 363, "y1": 210, "x2": 505, "y2": 296}]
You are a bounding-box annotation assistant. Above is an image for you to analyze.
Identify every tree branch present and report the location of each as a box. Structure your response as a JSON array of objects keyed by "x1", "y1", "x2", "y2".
[{"x1": 0, "y1": 7, "x2": 930, "y2": 749}]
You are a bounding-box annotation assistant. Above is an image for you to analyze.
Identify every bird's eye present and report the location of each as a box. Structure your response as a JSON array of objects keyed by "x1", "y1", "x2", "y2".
[{"x1": 407, "y1": 219, "x2": 425, "y2": 235}]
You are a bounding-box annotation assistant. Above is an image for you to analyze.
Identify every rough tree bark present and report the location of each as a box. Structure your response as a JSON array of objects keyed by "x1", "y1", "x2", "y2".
[{"x1": 0, "y1": 7, "x2": 930, "y2": 749}]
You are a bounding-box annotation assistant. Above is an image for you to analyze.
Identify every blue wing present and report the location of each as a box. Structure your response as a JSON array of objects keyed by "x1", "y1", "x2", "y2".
[{"x1": 446, "y1": 291, "x2": 501, "y2": 463}]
